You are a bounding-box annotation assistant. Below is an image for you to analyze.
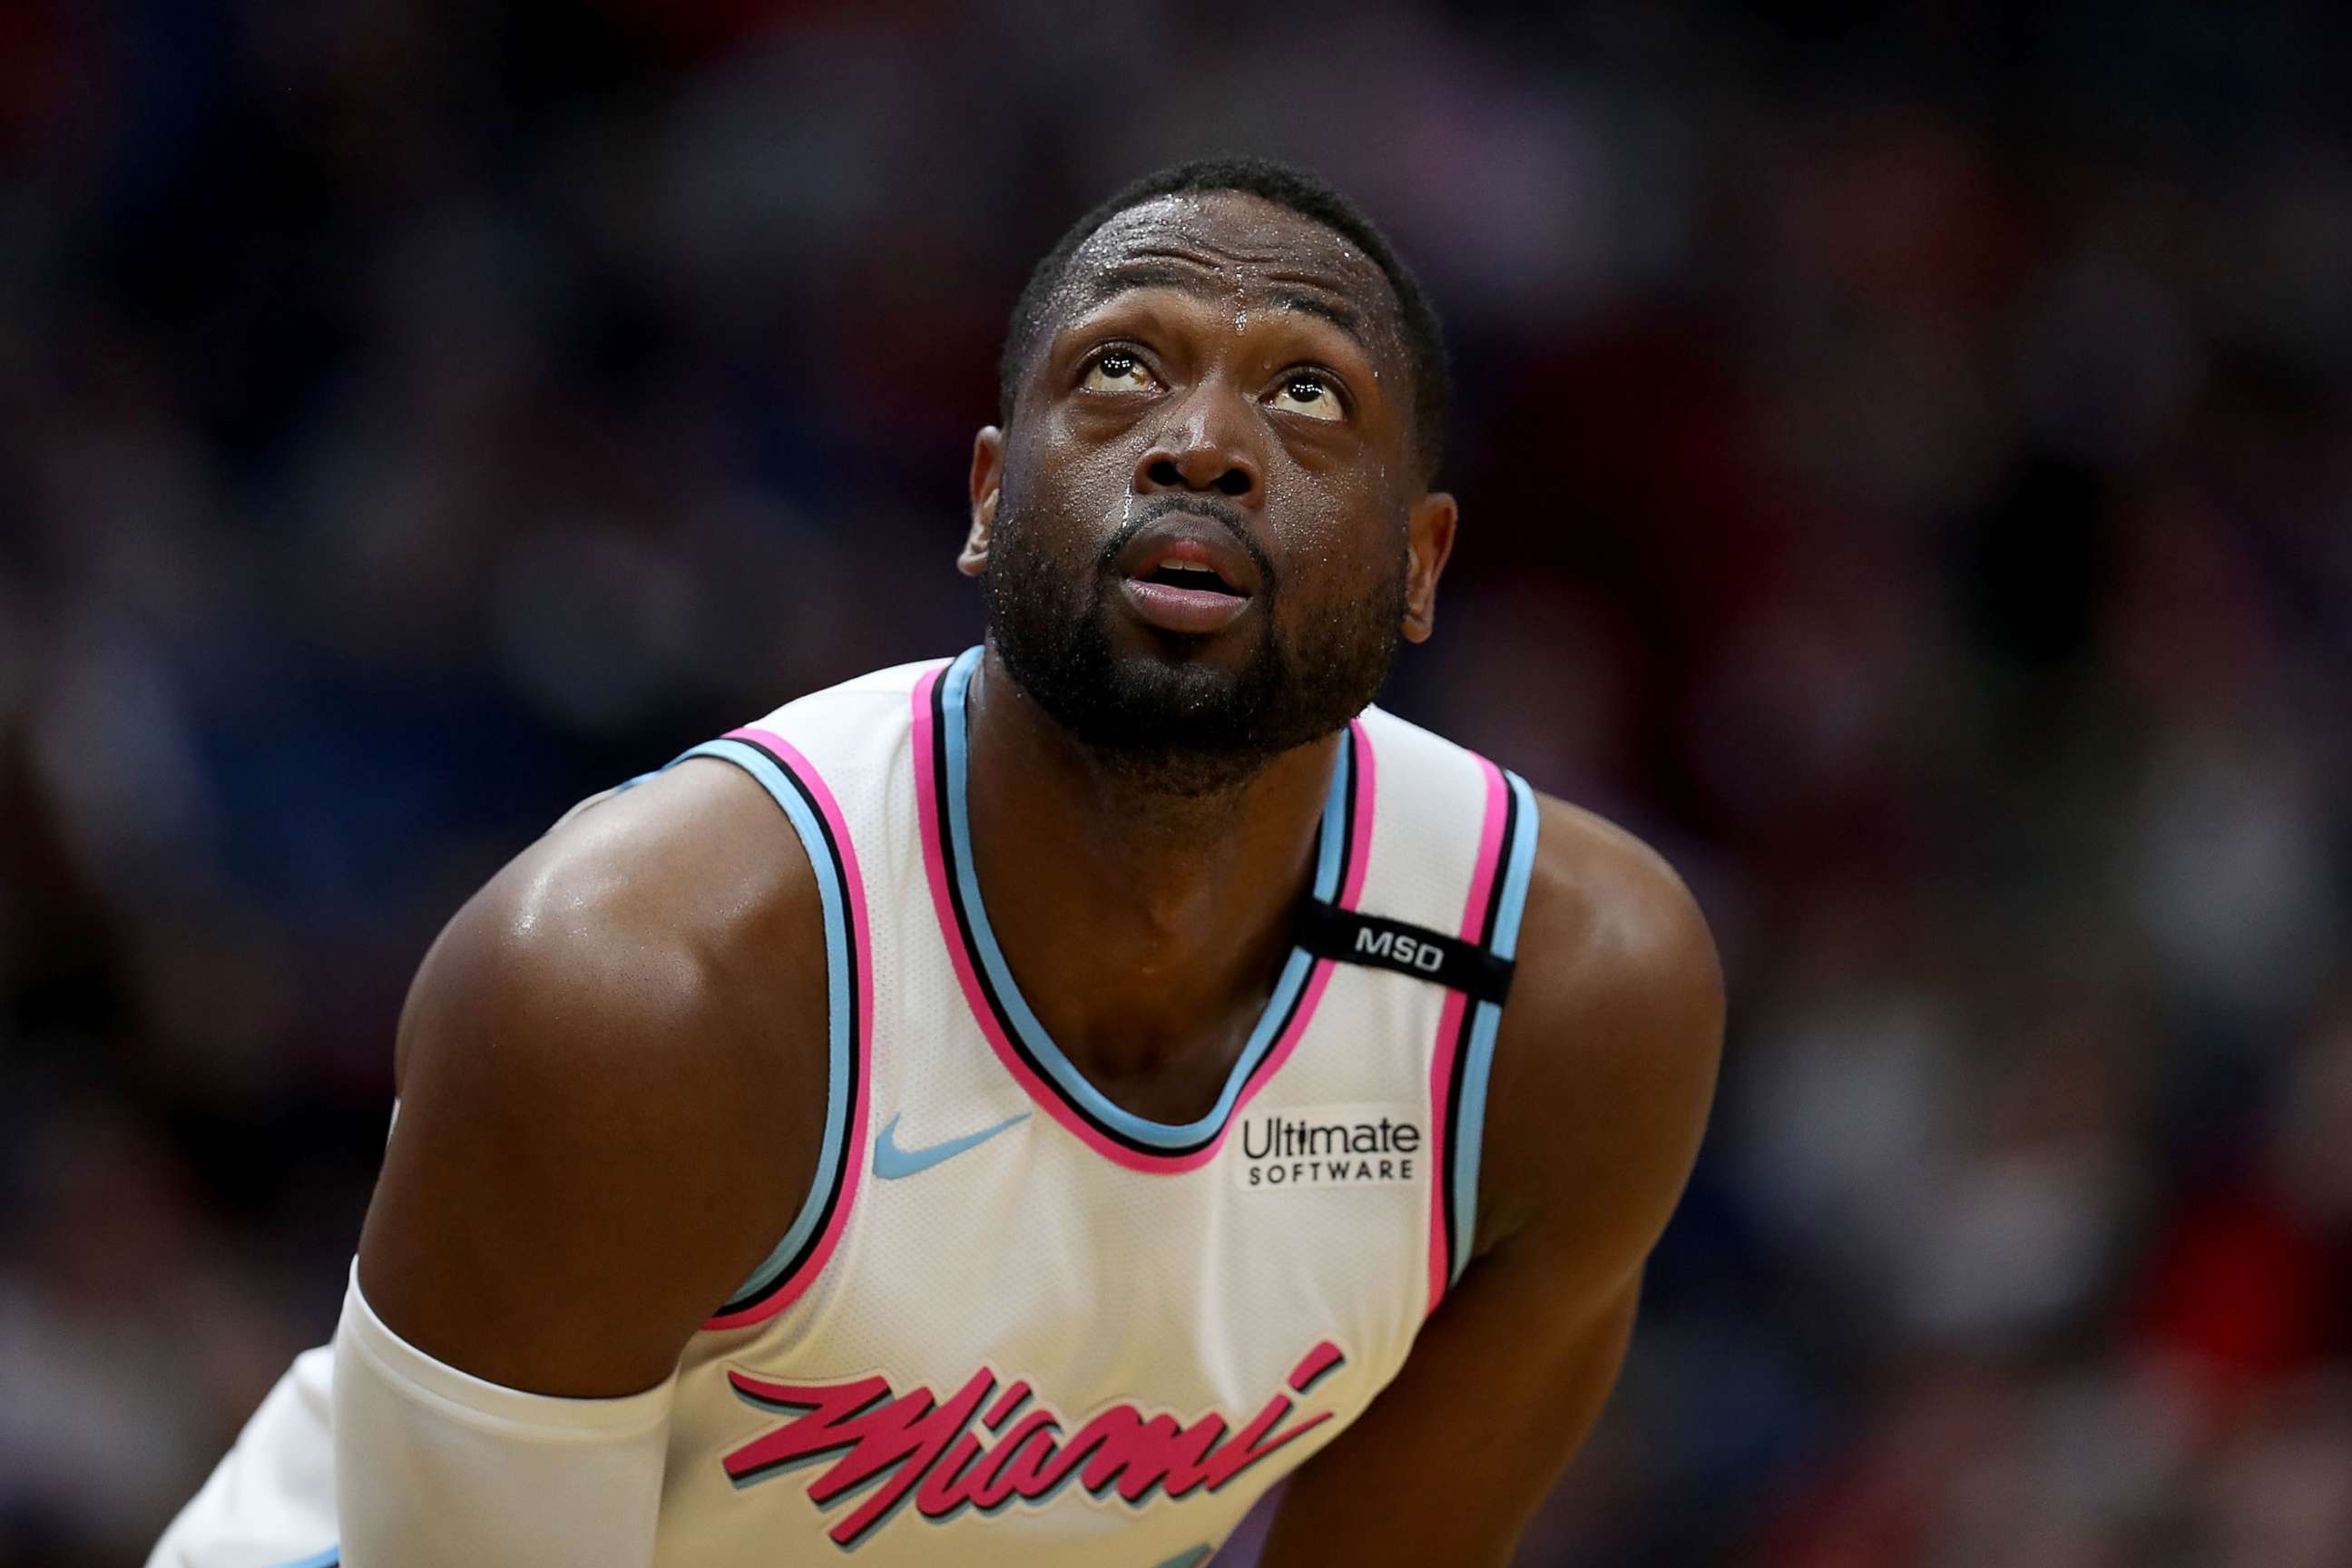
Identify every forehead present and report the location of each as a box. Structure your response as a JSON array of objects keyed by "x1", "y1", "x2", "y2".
[{"x1": 1049, "y1": 191, "x2": 1408, "y2": 358}]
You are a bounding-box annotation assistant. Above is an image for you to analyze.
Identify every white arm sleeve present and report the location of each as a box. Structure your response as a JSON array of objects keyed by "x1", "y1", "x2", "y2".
[{"x1": 331, "y1": 1264, "x2": 677, "y2": 1568}]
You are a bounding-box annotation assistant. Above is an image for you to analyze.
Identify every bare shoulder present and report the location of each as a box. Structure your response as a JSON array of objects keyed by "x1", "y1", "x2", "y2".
[
  {"x1": 1472, "y1": 790, "x2": 1725, "y2": 1273},
  {"x1": 1256, "y1": 792, "x2": 1723, "y2": 1561},
  {"x1": 360, "y1": 757, "x2": 830, "y2": 1394},
  {"x1": 394, "y1": 756, "x2": 828, "y2": 1113}
]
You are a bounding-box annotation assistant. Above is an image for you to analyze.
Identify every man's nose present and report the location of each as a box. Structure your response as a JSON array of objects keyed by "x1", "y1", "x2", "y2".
[{"x1": 1132, "y1": 385, "x2": 1262, "y2": 503}]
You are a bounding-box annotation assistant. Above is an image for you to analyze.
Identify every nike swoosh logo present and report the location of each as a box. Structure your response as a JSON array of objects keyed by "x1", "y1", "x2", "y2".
[{"x1": 871, "y1": 1112, "x2": 1029, "y2": 1180}]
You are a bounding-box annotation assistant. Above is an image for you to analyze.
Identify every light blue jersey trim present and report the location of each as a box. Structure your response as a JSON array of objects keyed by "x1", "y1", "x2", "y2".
[
  {"x1": 1448, "y1": 769, "x2": 1541, "y2": 1284},
  {"x1": 939, "y1": 648, "x2": 1348, "y2": 1150},
  {"x1": 669, "y1": 737, "x2": 856, "y2": 1308},
  {"x1": 267, "y1": 1548, "x2": 339, "y2": 1568},
  {"x1": 1308, "y1": 719, "x2": 1349, "y2": 902}
]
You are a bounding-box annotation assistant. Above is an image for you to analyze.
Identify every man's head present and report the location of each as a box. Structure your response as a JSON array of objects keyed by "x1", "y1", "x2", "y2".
[{"x1": 962, "y1": 157, "x2": 1458, "y2": 796}]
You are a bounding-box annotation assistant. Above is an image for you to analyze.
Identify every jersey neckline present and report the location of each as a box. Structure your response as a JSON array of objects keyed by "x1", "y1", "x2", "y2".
[{"x1": 911, "y1": 648, "x2": 1374, "y2": 1171}]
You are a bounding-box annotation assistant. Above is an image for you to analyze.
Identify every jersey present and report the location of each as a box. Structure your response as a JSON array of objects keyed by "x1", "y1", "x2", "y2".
[{"x1": 148, "y1": 648, "x2": 1541, "y2": 1568}]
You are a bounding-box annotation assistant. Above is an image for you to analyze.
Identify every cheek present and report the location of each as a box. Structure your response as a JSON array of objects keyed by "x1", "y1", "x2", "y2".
[
  {"x1": 1282, "y1": 466, "x2": 1405, "y2": 564},
  {"x1": 1268, "y1": 441, "x2": 1405, "y2": 546},
  {"x1": 1014, "y1": 420, "x2": 1143, "y2": 549},
  {"x1": 1268, "y1": 505, "x2": 1405, "y2": 621}
]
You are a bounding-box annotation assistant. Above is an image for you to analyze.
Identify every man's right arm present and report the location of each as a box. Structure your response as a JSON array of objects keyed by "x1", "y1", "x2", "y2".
[{"x1": 338, "y1": 759, "x2": 830, "y2": 1563}]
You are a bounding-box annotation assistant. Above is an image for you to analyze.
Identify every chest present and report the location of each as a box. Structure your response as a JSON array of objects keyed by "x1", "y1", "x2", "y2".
[
  {"x1": 637, "y1": 671, "x2": 1528, "y2": 1563},
  {"x1": 656, "y1": 969, "x2": 1441, "y2": 1564}
]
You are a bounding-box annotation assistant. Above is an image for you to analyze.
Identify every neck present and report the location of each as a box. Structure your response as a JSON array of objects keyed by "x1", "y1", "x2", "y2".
[{"x1": 961, "y1": 644, "x2": 1342, "y2": 1120}]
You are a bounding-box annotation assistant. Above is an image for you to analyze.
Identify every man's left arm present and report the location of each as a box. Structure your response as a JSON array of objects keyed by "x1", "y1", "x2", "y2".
[{"x1": 1262, "y1": 798, "x2": 1725, "y2": 1566}]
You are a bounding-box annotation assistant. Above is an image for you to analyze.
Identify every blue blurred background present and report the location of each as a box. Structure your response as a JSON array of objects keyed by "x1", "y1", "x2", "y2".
[{"x1": 4, "y1": 3, "x2": 2349, "y2": 1563}]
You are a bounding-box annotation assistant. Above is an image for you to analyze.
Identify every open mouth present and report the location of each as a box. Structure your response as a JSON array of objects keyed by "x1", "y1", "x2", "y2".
[
  {"x1": 1112, "y1": 514, "x2": 1261, "y2": 635},
  {"x1": 1136, "y1": 559, "x2": 1244, "y2": 596}
]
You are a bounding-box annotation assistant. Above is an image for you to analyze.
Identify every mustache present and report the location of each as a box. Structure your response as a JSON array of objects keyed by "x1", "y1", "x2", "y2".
[{"x1": 1094, "y1": 495, "x2": 1279, "y2": 593}]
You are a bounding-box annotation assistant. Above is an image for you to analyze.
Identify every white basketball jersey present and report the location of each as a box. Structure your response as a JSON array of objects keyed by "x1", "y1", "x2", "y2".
[{"x1": 150, "y1": 649, "x2": 1539, "y2": 1568}]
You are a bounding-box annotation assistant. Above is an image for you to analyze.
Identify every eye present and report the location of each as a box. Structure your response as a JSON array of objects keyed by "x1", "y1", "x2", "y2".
[
  {"x1": 1265, "y1": 371, "x2": 1346, "y2": 423},
  {"x1": 1081, "y1": 348, "x2": 1159, "y2": 393}
]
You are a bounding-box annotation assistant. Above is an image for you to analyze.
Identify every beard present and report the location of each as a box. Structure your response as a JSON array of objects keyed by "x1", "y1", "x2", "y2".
[{"x1": 981, "y1": 490, "x2": 1407, "y2": 799}]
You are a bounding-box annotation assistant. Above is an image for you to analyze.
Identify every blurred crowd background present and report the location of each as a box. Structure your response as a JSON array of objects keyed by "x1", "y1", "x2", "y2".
[{"x1": 4, "y1": 2, "x2": 2349, "y2": 1564}]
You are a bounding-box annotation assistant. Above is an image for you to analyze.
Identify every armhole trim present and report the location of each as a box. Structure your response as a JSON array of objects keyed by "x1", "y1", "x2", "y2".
[
  {"x1": 662, "y1": 729, "x2": 875, "y2": 1332},
  {"x1": 1426, "y1": 766, "x2": 1540, "y2": 1316}
]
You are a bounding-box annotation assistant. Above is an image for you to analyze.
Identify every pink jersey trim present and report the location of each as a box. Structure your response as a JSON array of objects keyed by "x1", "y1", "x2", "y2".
[
  {"x1": 700, "y1": 726, "x2": 875, "y2": 1331},
  {"x1": 1340, "y1": 716, "x2": 1376, "y2": 910},
  {"x1": 911, "y1": 666, "x2": 1374, "y2": 1174},
  {"x1": 1425, "y1": 754, "x2": 1510, "y2": 1316}
]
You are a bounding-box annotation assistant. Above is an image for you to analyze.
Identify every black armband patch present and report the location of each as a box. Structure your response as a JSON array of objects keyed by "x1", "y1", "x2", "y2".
[{"x1": 1294, "y1": 902, "x2": 1516, "y2": 1005}]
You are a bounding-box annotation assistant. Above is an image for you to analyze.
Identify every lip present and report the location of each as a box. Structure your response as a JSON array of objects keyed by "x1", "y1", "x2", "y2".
[
  {"x1": 1117, "y1": 575, "x2": 1255, "y2": 634},
  {"x1": 1111, "y1": 511, "x2": 1262, "y2": 636}
]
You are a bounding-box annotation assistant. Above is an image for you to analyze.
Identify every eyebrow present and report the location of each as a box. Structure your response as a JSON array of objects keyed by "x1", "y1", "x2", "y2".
[{"x1": 1074, "y1": 260, "x2": 1370, "y2": 348}]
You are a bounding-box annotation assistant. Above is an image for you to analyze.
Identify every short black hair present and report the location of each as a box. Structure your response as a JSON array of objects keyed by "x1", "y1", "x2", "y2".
[{"x1": 999, "y1": 156, "x2": 1453, "y2": 484}]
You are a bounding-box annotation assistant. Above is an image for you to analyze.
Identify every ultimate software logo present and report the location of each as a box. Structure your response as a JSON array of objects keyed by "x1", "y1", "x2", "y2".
[
  {"x1": 722, "y1": 1340, "x2": 1346, "y2": 1548},
  {"x1": 1235, "y1": 1103, "x2": 1425, "y2": 1189}
]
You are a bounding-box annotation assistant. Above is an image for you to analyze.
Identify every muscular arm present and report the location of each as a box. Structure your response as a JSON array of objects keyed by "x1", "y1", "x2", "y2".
[
  {"x1": 356, "y1": 756, "x2": 830, "y2": 1396},
  {"x1": 1263, "y1": 797, "x2": 1723, "y2": 1566}
]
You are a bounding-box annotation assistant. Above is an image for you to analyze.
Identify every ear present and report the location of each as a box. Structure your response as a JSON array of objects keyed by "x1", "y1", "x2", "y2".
[
  {"x1": 958, "y1": 427, "x2": 1005, "y2": 578},
  {"x1": 1400, "y1": 490, "x2": 1457, "y2": 643}
]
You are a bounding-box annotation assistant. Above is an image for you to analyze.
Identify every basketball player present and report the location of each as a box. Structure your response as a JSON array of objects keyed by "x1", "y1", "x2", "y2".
[{"x1": 151, "y1": 157, "x2": 1722, "y2": 1567}]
